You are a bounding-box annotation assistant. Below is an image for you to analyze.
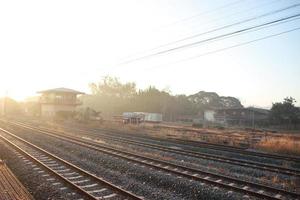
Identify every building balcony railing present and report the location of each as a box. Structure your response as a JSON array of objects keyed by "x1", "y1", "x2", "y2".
[{"x1": 40, "y1": 98, "x2": 82, "y2": 105}]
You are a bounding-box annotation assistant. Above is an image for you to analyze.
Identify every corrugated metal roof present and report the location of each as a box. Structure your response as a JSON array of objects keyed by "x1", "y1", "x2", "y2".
[{"x1": 37, "y1": 87, "x2": 84, "y2": 94}]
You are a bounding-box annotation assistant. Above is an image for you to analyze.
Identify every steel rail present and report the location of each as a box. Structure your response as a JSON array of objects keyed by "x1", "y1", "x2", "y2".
[
  {"x1": 11, "y1": 120, "x2": 300, "y2": 177},
  {"x1": 3, "y1": 124, "x2": 299, "y2": 200},
  {"x1": 23, "y1": 119, "x2": 298, "y2": 163},
  {"x1": 0, "y1": 128, "x2": 143, "y2": 200},
  {"x1": 172, "y1": 139, "x2": 300, "y2": 163}
]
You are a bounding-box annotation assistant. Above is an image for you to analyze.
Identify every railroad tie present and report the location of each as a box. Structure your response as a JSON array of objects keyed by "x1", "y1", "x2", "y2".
[
  {"x1": 88, "y1": 188, "x2": 107, "y2": 193},
  {"x1": 102, "y1": 193, "x2": 117, "y2": 199},
  {"x1": 73, "y1": 179, "x2": 89, "y2": 184},
  {"x1": 68, "y1": 175, "x2": 82, "y2": 180},
  {"x1": 80, "y1": 183, "x2": 98, "y2": 189}
]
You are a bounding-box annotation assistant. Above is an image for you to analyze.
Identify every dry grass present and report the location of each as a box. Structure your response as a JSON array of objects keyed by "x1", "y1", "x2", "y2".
[
  {"x1": 256, "y1": 136, "x2": 300, "y2": 156},
  {"x1": 94, "y1": 121, "x2": 251, "y2": 147},
  {"x1": 44, "y1": 119, "x2": 300, "y2": 157}
]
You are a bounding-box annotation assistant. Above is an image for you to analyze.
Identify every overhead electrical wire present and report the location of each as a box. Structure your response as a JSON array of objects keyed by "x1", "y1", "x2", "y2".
[
  {"x1": 117, "y1": 3, "x2": 300, "y2": 65},
  {"x1": 154, "y1": 0, "x2": 288, "y2": 48},
  {"x1": 162, "y1": 0, "x2": 282, "y2": 35},
  {"x1": 143, "y1": 14, "x2": 300, "y2": 55},
  {"x1": 120, "y1": 0, "x2": 282, "y2": 62},
  {"x1": 159, "y1": 0, "x2": 246, "y2": 28},
  {"x1": 119, "y1": 12, "x2": 300, "y2": 65},
  {"x1": 144, "y1": 26, "x2": 300, "y2": 71},
  {"x1": 168, "y1": 16, "x2": 300, "y2": 49}
]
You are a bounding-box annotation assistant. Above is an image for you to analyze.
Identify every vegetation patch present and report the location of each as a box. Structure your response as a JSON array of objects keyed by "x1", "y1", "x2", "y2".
[{"x1": 256, "y1": 136, "x2": 300, "y2": 156}]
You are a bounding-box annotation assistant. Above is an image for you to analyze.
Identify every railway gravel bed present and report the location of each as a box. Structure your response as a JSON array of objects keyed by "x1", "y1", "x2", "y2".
[
  {"x1": 7, "y1": 122, "x2": 300, "y2": 190},
  {"x1": 80, "y1": 135, "x2": 299, "y2": 192},
  {"x1": 20, "y1": 120, "x2": 299, "y2": 170},
  {"x1": 25, "y1": 120, "x2": 300, "y2": 169},
  {"x1": 11, "y1": 119, "x2": 300, "y2": 169},
  {"x1": 0, "y1": 140, "x2": 74, "y2": 200},
  {"x1": 1, "y1": 127, "x2": 245, "y2": 200},
  {"x1": 91, "y1": 130, "x2": 300, "y2": 167}
]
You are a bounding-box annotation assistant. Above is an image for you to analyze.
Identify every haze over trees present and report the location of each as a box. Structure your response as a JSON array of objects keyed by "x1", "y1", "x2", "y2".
[
  {"x1": 0, "y1": 97, "x2": 22, "y2": 115},
  {"x1": 269, "y1": 97, "x2": 300, "y2": 128},
  {"x1": 81, "y1": 76, "x2": 243, "y2": 120}
]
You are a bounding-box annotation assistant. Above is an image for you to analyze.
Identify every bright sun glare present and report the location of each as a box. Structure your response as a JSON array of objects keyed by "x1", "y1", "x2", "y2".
[{"x1": 0, "y1": 0, "x2": 299, "y2": 107}]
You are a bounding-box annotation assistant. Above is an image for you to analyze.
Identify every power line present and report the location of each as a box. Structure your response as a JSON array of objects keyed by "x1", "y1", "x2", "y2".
[
  {"x1": 120, "y1": 12, "x2": 300, "y2": 65},
  {"x1": 120, "y1": 0, "x2": 282, "y2": 62},
  {"x1": 165, "y1": 0, "x2": 282, "y2": 35},
  {"x1": 173, "y1": 16, "x2": 300, "y2": 49},
  {"x1": 154, "y1": 0, "x2": 289, "y2": 49},
  {"x1": 148, "y1": 14, "x2": 300, "y2": 55},
  {"x1": 144, "y1": 26, "x2": 300, "y2": 71},
  {"x1": 118, "y1": 3, "x2": 300, "y2": 65},
  {"x1": 158, "y1": 0, "x2": 246, "y2": 29}
]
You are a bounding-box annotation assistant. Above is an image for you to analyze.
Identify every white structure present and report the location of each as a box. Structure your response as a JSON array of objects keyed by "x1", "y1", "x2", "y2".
[
  {"x1": 204, "y1": 110, "x2": 215, "y2": 122},
  {"x1": 122, "y1": 112, "x2": 163, "y2": 123},
  {"x1": 143, "y1": 112, "x2": 163, "y2": 122}
]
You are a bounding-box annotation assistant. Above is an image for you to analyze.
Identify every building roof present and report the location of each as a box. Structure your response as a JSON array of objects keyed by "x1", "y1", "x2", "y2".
[
  {"x1": 37, "y1": 87, "x2": 84, "y2": 94},
  {"x1": 213, "y1": 107, "x2": 270, "y2": 115},
  {"x1": 246, "y1": 107, "x2": 270, "y2": 115}
]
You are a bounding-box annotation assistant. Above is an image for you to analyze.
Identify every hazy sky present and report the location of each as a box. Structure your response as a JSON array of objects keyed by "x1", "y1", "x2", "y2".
[{"x1": 1, "y1": 0, "x2": 299, "y2": 107}]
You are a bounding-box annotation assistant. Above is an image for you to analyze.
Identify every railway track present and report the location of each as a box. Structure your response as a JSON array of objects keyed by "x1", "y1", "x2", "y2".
[
  {"x1": 2, "y1": 123, "x2": 299, "y2": 200},
  {"x1": 0, "y1": 128, "x2": 143, "y2": 200},
  {"x1": 7, "y1": 120, "x2": 300, "y2": 177},
  {"x1": 171, "y1": 139, "x2": 300, "y2": 163},
  {"x1": 90, "y1": 128, "x2": 300, "y2": 163},
  {"x1": 20, "y1": 119, "x2": 299, "y2": 163}
]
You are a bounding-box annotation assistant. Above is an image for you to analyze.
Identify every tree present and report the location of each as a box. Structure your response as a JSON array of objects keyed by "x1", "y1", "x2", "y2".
[
  {"x1": 83, "y1": 76, "x2": 136, "y2": 115},
  {"x1": 89, "y1": 76, "x2": 136, "y2": 99},
  {"x1": 270, "y1": 97, "x2": 300, "y2": 127},
  {"x1": 82, "y1": 76, "x2": 245, "y2": 121},
  {"x1": 187, "y1": 91, "x2": 243, "y2": 111}
]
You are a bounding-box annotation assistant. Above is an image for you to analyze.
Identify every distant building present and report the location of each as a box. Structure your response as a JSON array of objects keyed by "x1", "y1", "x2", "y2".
[
  {"x1": 204, "y1": 107, "x2": 270, "y2": 127},
  {"x1": 122, "y1": 112, "x2": 163, "y2": 124},
  {"x1": 137, "y1": 112, "x2": 163, "y2": 123},
  {"x1": 122, "y1": 112, "x2": 143, "y2": 124},
  {"x1": 38, "y1": 87, "x2": 84, "y2": 117},
  {"x1": 193, "y1": 107, "x2": 270, "y2": 127}
]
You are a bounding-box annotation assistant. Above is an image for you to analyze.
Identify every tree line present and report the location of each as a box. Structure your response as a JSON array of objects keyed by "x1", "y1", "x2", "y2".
[
  {"x1": 82, "y1": 77, "x2": 300, "y2": 127},
  {"x1": 1, "y1": 76, "x2": 299, "y2": 128},
  {"x1": 81, "y1": 76, "x2": 243, "y2": 121}
]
